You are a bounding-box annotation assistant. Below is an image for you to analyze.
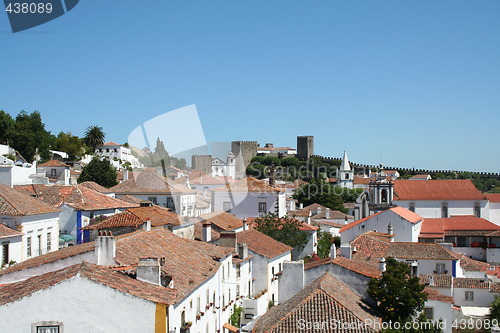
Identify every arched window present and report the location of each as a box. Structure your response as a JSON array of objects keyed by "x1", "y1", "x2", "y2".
[
  {"x1": 381, "y1": 189, "x2": 388, "y2": 203},
  {"x1": 345, "y1": 173, "x2": 350, "y2": 180}
]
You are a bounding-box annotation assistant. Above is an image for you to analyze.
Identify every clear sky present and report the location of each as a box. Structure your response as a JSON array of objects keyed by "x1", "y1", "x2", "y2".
[{"x1": 1, "y1": 0, "x2": 499, "y2": 172}]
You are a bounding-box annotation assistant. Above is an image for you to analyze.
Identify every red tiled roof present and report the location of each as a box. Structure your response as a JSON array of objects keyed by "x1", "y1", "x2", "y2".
[
  {"x1": 236, "y1": 229, "x2": 292, "y2": 259},
  {"x1": 197, "y1": 211, "x2": 243, "y2": 231},
  {"x1": 0, "y1": 183, "x2": 60, "y2": 216},
  {"x1": 420, "y1": 216, "x2": 500, "y2": 239},
  {"x1": 299, "y1": 223, "x2": 319, "y2": 231},
  {"x1": 193, "y1": 221, "x2": 220, "y2": 242},
  {"x1": 304, "y1": 256, "x2": 381, "y2": 278},
  {"x1": 253, "y1": 273, "x2": 379, "y2": 333},
  {"x1": 453, "y1": 277, "x2": 489, "y2": 289},
  {"x1": 409, "y1": 174, "x2": 431, "y2": 180},
  {"x1": 257, "y1": 146, "x2": 295, "y2": 151},
  {"x1": 0, "y1": 224, "x2": 23, "y2": 238},
  {"x1": 109, "y1": 169, "x2": 195, "y2": 194},
  {"x1": 420, "y1": 274, "x2": 453, "y2": 288},
  {"x1": 211, "y1": 177, "x2": 283, "y2": 193},
  {"x1": 38, "y1": 160, "x2": 70, "y2": 167},
  {"x1": 460, "y1": 256, "x2": 490, "y2": 272},
  {"x1": 485, "y1": 193, "x2": 500, "y2": 203},
  {"x1": 0, "y1": 262, "x2": 177, "y2": 306},
  {"x1": 340, "y1": 208, "x2": 422, "y2": 233},
  {"x1": 99, "y1": 141, "x2": 121, "y2": 146},
  {"x1": 79, "y1": 181, "x2": 112, "y2": 194},
  {"x1": 14, "y1": 184, "x2": 138, "y2": 211},
  {"x1": 354, "y1": 177, "x2": 372, "y2": 185},
  {"x1": 424, "y1": 287, "x2": 454, "y2": 304},
  {"x1": 189, "y1": 173, "x2": 227, "y2": 185},
  {"x1": 118, "y1": 195, "x2": 147, "y2": 205},
  {"x1": 393, "y1": 179, "x2": 485, "y2": 201}
]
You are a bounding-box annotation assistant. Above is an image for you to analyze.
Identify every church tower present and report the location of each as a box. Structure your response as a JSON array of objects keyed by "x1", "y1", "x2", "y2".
[
  {"x1": 368, "y1": 167, "x2": 395, "y2": 213},
  {"x1": 337, "y1": 151, "x2": 354, "y2": 189},
  {"x1": 226, "y1": 151, "x2": 236, "y2": 179}
]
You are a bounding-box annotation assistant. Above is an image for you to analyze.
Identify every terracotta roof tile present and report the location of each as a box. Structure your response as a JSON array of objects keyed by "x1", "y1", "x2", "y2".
[
  {"x1": 0, "y1": 223, "x2": 23, "y2": 238},
  {"x1": 424, "y1": 287, "x2": 454, "y2": 303},
  {"x1": 420, "y1": 216, "x2": 500, "y2": 239},
  {"x1": 485, "y1": 193, "x2": 500, "y2": 203},
  {"x1": 419, "y1": 274, "x2": 453, "y2": 288},
  {"x1": 252, "y1": 273, "x2": 378, "y2": 333},
  {"x1": 304, "y1": 256, "x2": 381, "y2": 278},
  {"x1": 109, "y1": 170, "x2": 195, "y2": 194},
  {"x1": 340, "y1": 208, "x2": 422, "y2": 233},
  {"x1": 197, "y1": 211, "x2": 243, "y2": 231},
  {"x1": 236, "y1": 229, "x2": 292, "y2": 259},
  {"x1": 211, "y1": 177, "x2": 283, "y2": 193},
  {"x1": 0, "y1": 183, "x2": 60, "y2": 216},
  {"x1": 78, "y1": 181, "x2": 112, "y2": 194},
  {"x1": 99, "y1": 141, "x2": 121, "y2": 146},
  {"x1": 460, "y1": 256, "x2": 490, "y2": 272},
  {"x1": 0, "y1": 262, "x2": 177, "y2": 306},
  {"x1": 453, "y1": 277, "x2": 489, "y2": 289},
  {"x1": 393, "y1": 179, "x2": 485, "y2": 201},
  {"x1": 193, "y1": 222, "x2": 220, "y2": 242},
  {"x1": 14, "y1": 184, "x2": 138, "y2": 211},
  {"x1": 38, "y1": 160, "x2": 70, "y2": 167}
]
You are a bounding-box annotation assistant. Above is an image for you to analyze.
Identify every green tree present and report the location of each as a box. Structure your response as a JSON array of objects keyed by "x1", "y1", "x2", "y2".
[
  {"x1": 253, "y1": 212, "x2": 309, "y2": 251},
  {"x1": 7, "y1": 111, "x2": 53, "y2": 162},
  {"x1": 262, "y1": 156, "x2": 281, "y2": 166},
  {"x1": 489, "y1": 295, "x2": 500, "y2": 322},
  {"x1": 367, "y1": 257, "x2": 427, "y2": 324},
  {"x1": 53, "y1": 132, "x2": 87, "y2": 160},
  {"x1": 229, "y1": 305, "x2": 243, "y2": 327},
  {"x1": 84, "y1": 125, "x2": 106, "y2": 152},
  {"x1": 293, "y1": 180, "x2": 347, "y2": 212},
  {"x1": 77, "y1": 158, "x2": 118, "y2": 188},
  {"x1": 281, "y1": 156, "x2": 299, "y2": 167},
  {"x1": 317, "y1": 230, "x2": 334, "y2": 258},
  {"x1": 0, "y1": 110, "x2": 15, "y2": 145}
]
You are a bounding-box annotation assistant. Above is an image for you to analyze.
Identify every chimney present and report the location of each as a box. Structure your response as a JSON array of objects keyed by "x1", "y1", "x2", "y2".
[
  {"x1": 340, "y1": 243, "x2": 352, "y2": 260},
  {"x1": 317, "y1": 206, "x2": 322, "y2": 215},
  {"x1": 265, "y1": 143, "x2": 274, "y2": 148},
  {"x1": 238, "y1": 243, "x2": 248, "y2": 259},
  {"x1": 137, "y1": 257, "x2": 162, "y2": 286},
  {"x1": 325, "y1": 208, "x2": 330, "y2": 219},
  {"x1": 95, "y1": 231, "x2": 116, "y2": 265},
  {"x1": 387, "y1": 223, "x2": 394, "y2": 237},
  {"x1": 379, "y1": 257, "x2": 386, "y2": 272},
  {"x1": 299, "y1": 203, "x2": 303, "y2": 210},
  {"x1": 330, "y1": 243, "x2": 336, "y2": 259},
  {"x1": 269, "y1": 165, "x2": 276, "y2": 187},
  {"x1": 219, "y1": 231, "x2": 237, "y2": 251},
  {"x1": 429, "y1": 275, "x2": 435, "y2": 287},
  {"x1": 242, "y1": 218, "x2": 248, "y2": 231},
  {"x1": 202, "y1": 221, "x2": 212, "y2": 243},
  {"x1": 142, "y1": 220, "x2": 151, "y2": 231},
  {"x1": 123, "y1": 169, "x2": 129, "y2": 181}
]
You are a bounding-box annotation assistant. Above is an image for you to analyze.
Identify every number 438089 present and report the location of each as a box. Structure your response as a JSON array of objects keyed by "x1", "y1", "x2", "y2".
[{"x1": 5, "y1": 2, "x2": 53, "y2": 14}]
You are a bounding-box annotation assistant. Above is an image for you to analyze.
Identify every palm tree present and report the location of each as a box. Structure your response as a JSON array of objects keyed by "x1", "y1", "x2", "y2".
[{"x1": 84, "y1": 125, "x2": 106, "y2": 152}]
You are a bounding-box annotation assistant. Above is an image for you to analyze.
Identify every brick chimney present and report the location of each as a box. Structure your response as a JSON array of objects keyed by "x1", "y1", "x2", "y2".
[
  {"x1": 142, "y1": 220, "x2": 151, "y2": 231},
  {"x1": 219, "y1": 231, "x2": 237, "y2": 251},
  {"x1": 137, "y1": 257, "x2": 162, "y2": 286},
  {"x1": 242, "y1": 218, "x2": 248, "y2": 231},
  {"x1": 202, "y1": 221, "x2": 211, "y2": 243},
  {"x1": 95, "y1": 231, "x2": 116, "y2": 266}
]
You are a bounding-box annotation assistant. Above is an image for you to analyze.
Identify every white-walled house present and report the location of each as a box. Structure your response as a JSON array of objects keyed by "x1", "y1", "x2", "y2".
[
  {"x1": 486, "y1": 193, "x2": 500, "y2": 225},
  {"x1": 211, "y1": 177, "x2": 286, "y2": 218},
  {"x1": 95, "y1": 141, "x2": 142, "y2": 168},
  {"x1": 0, "y1": 223, "x2": 23, "y2": 266},
  {"x1": 212, "y1": 152, "x2": 236, "y2": 179},
  {"x1": 0, "y1": 183, "x2": 60, "y2": 262},
  {"x1": 14, "y1": 184, "x2": 138, "y2": 245},
  {"x1": 37, "y1": 160, "x2": 71, "y2": 185},
  {"x1": 110, "y1": 169, "x2": 197, "y2": 217},
  {"x1": 340, "y1": 207, "x2": 423, "y2": 244},
  {"x1": 0, "y1": 228, "x2": 241, "y2": 333},
  {"x1": 236, "y1": 229, "x2": 292, "y2": 310}
]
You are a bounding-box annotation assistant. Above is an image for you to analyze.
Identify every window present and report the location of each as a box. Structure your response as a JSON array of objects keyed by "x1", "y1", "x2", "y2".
[
  {"x1": 441, "y1": 203, "x2": 448, "y2": 218},
  {"x1": 279, "y1": 263, "x2": 282, "y2": 272},
  {"x1": 245, "y1": 314, "x2": 254, "y2": 320},
  {"x1": 148, "y1": 197, "x2": 158, "y2": 205},
  {"x1": 272, "y1": 266, "x2": 275, "y2": 275},
  {"x1": 258, "y1": 202, "x2": 267, "y2": 213},
  {"x1": 206, "y1": 289, "x2": 210, "y2": 304},
  {"x1": 46, "y1": 233, "x2": 51, "y2": 252},
  {"x1": 38, "y1": 234, "x2": 42, "y2": 256},
  {"x1": 196, "y1": 296, "x2": 201, "y2": 314},
  {"x1": 2, "y1": 243, "x2": 9, "y2": 265},
  {"x1": 345, "y1": 173, "x2": 350, "y2": 180},
  {"x1": 409, "y1": 203, "x2": 415, "y2": 213},
  {"x1": 236, "y1": 285, "x2": 240, "y2": 297},
  {"x1": 236, "y1": 264, "x2": 241, "y2": 278},
  {"x1": 381, "y1": 189, "x2": 388, "y2": 203},
  {"x1": 424, "y1": 307, "x2": 434, "y2": 320},
  {"x1": 474, "y1": 203, "x2": 481, "y2": 218},
  {"x1": 223, "y1": 202, "x2": 231, "y2": 212},
  {"x1": 50, "y1": 169, "x2": 56, "y2": 177},
  {"x1": 37, "y1": 327, "x2": 60, "y2": 333},
  {"x1": 436, "y1": 263, "x2": 446, "y2": 274},
  {"x1": 27, "y1": 237, "x2": 32, "y2": 257},
  {"x1": 465, "y1": 291, "x2": 474, "y2": 301}
]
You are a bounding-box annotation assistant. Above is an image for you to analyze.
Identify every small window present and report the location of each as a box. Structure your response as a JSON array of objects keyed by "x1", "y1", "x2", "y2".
[
  {"x1": 465, "y1": 291, "x2": 474, "y2": 301},
  {"x1": 2, "y1": 243, "x2": 9, "y2": 265},
  {"x1": 424, "y1": 307, "x2": 434, "y2": 320},
  {"x1": 441, "y1": 204, "x2": 448, "y2": 218},
  {"x1": 38, "y1": 234, "x2": 42, "y2": 256},
  {"x1": 37, "y1": 326, "x2": 60, "y2": 333},
  {"x1": 436, "y1": 263, "x2": 445, "y2": 274},
  {"x1": 46, "y1": 233, "x2": 51, "y2": 252},
  {"x1": 409, "y1": 203, "x2": 415, "y2": 213},
  {"x1": 474, "y1": 203, "x2": 481, "y2": 218},
  {"x1": 258, "y1": 202, "x2": 267, "y2": 213},
  {"x1": 272, "y1": 266, "x2": 275, "y2": 275},
  {"x1": 196, "y1": 296, "x2": 201, "y2": 313},
  {"x1": 27, "y1": 237, "x2": 32, "y2": 257},
  {"x1": 345, "y1": 173, "x2": 350, "y2": 180},
  {"x1": 50, "y1": 169, "x2": 56, "y2": 177}
]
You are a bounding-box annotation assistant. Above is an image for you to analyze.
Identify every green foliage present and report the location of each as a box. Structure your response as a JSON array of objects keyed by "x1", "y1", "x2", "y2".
[
  {"x1": 489, "y1": 295, "x2": 500, "y2": 322},
  {"x1": 268, "y1": 300, "x2": 275, "y2": 309},
  {"x1": 77, "y1": 158, "x2": 118, "y2": 188},
  {"x1": 250, "y1": 156, "x2": 265, "y2": 164},
  {"x1": 293, "y1": 180, "x2": 347, "y2": 212},
  {"x1": 0, "y1": 110, "x2": 15, "y2": 145},
  {"x1": 175, "y1": 158, "x2": 187, "y2": 170},
  {"x1": 246, "y1": 163, "x2": 266, "y2": 179},
  {"x1": 136, "y1": 138, "x2": 186, "y2": 170},
  {"x1": 340, "y1": 187, "x2": 364, "y2": 203},
  {"x1": 254, "y1": 212, "x2": 309, "y2": 251},
  {"x1": 54, "y1": 132, "x2": 87, "y2": 160},
  {"x1": 229, "y1": 305, "x2": 243, "y2": 327},
  {"x1": 83, "y1": 125, "x2": 106, "y2": 152},
  {"x1": 367, "y1": 257, "x2": 427, "y2": 323},
  {"x1": 281, "y1": 156, "x2": 300, "y2": 167},
  {"x1": 262, "y1": 156, "x2": 281, "y2": 166},
  {"x1": 317, "y1": 230, "x2": 334, "y2": 258},
  {"x1": 7, "y1": 111, "x2": 53, "y2": 162}
]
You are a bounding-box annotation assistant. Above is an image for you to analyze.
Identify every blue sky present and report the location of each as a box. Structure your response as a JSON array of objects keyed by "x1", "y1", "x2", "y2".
[{"x1": 1, "y1": 0, "x2": 499, "y2": 172}]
